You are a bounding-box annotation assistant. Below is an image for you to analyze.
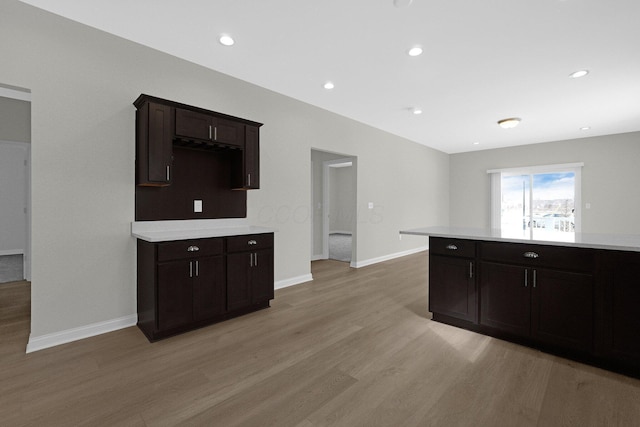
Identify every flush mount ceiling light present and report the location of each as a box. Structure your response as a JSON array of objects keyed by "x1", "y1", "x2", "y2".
[
  {"x1": 408, "y1": 46, "x2": 423, "y2": 57},
  {"x1": 497, "y1": 117, "x2": 521, "y2": 129},
  {"x1": 323, "y1": 81, "x2": 335, "y2": 90},
  {"x1": 219, "y1": 34, "x2": 235, "y2": 46},
  {"x1": 393, "y1": 0, "x2": 414, "y2": 7},
  {"x1": 569, "y1": 69, "x2": 589, "y2": 79}
]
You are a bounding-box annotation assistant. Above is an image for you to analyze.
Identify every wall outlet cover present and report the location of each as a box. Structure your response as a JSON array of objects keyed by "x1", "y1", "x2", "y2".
[{"x1": 194, "y1": 200, "x2": 203, "y2": 213}]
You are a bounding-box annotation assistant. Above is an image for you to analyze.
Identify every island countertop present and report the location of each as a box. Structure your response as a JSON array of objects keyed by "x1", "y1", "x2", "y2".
[
  {"x1": 132, "y1": 219, "x2": 277, "y2": 242},
  {"x1": 399, "y1": 226, "x2": 640, "y2": 253}
]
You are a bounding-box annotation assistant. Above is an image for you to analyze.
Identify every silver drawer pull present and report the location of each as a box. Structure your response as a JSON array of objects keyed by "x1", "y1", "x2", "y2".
[
  {"x1": 523, "y1": 251, "x2": 539, "y2": 259},
  {"x1": 187, "y1": 245, "x2": 200, "y2": 252},
  {"x1": 446, "y1": 244, "x2": 458, "y2": 250},
  {"x1": 248, "y1": 240, "x2": 257, "y2": 245}
]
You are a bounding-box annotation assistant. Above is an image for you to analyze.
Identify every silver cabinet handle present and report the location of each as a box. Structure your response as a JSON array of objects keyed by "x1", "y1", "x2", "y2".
[
  {"x1": 254, "y1": 253, "x2": 258, "y2": 267},
  {"x1": 166, "y1": 165, "x2": 170, "y2": 181},
  {"x1": 214, "y1": 126, "x2": 217, "y2": 141},
  {"x1": 189, "y1": 261, "x2": 193, "y2": 278},
  {"x1": 247, "y1": 173, "x2": 251, "y2": 187},
  {"x1": 523, "y1": 251, "x2": 539, "y2": 259},
  {"x1": 446, "y1": 244, "x2": 458, "y2": 250},
  {"x1": 195, "y1": 260, "x2": 199, "y2": 277},
  {"x1": 533, "y1": 269, "x2": 536, "y2": 288},
  {"x1": 248, "y1": 240, "x2": 257, "y2": 245},
  {"x1": 249, "y1": 253, "x2": 253, "y2": 267},
  {"x1": 209, "y1": 125, "x2": 212, "y2": 140},
  {"x1": 469, "y1": 262, "x2": 473, "y2": 279},
  {"x1": 524, "y1": 269, "x2": 528, "y2": 287},
  {"x1": 187, "y1": 245, "x2": 200, "y2": 252}
]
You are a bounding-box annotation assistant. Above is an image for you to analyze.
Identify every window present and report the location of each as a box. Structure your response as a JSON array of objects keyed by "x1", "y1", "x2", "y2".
[{"x1": 489, "y1": 163, "x2": 582, "y2": 241}]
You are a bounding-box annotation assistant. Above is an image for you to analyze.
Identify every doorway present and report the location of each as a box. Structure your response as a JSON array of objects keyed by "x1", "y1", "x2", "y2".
[
  {"x1": 0, "y1": 85, "x2": 31, "y2": 284},
  {"x1": 310, "y1": 149, "x2": 357, "y2": 266}
]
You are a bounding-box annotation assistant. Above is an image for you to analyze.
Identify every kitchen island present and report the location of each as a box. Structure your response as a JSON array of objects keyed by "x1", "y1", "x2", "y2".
[{"x1": 400, "y1": 226, "x2": 640, "y2": 378}]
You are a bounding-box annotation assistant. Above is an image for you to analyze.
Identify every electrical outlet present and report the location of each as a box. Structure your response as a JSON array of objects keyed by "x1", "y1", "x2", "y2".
[
  {"x1": 194, "y1": 200, "x2": 203, "y2": 213},
  {"x1": 368, "y1": 202, "x2": 374, "y2": 209}
]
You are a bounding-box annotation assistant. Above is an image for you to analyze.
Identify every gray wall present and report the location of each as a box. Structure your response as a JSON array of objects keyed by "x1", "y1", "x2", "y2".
[
  {"x1": 0, "y1": 1, "x2": 449, "y2": 340},
  {"x1": 0, "y1": 96, "x2": 30, "y2": 143},
  {"x1": 450, "y1": 132, "x2": 640, "y2": 234},
  {"x1": 329, "y1": 166, "x2": 355, "y2": 234}
]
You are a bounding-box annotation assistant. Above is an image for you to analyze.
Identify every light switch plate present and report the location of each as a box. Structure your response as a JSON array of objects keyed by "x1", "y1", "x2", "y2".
[
  {"x1": 368, "y1": 202, "x2": 374, "y2": 209},
  {"x1": 194, "y1": 200, "x2": 203, "y2": 213}
]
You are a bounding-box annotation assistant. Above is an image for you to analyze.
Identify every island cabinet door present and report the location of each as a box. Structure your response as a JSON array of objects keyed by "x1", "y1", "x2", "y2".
[
  {"x1": 157, "y1": 260, "x2": 194, "y2": 331},
  {"x1": 479, "y1": 261, "x2": 531, "y2": 337},
  {"x1": 429, "y1": 255, "x2": 476, "y2": 323},
  {"x1": 530, "y1": 268, "x2": 594, "y2": 353}
]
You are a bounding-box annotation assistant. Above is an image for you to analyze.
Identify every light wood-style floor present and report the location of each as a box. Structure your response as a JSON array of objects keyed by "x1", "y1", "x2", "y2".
[{"x1": 1, "y1": 254, "x2": 640, "y2": 426}]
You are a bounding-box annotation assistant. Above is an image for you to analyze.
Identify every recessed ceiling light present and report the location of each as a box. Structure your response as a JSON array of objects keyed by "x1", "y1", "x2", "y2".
[
  {"x1": 580, "y1": 126, "x2": 591, "y2": 131},
  {"x1": 393, "y1": 0, "x2": 414, "y2": 7},
  {"x1": 323, "y1": 81, "x2": 335, "y2": 90},
  {"x1": 473, "y1": 142, "x2": 480, "y2": 145},
  {"x1": 219, "y1": 35, "x2": 235, "y2": 46},
  {"x1": 408, "y1": 46, "x2": 423, "y2": 57},
  {"x1": 569, "y1": 69, "x2": 589, "y2": 79},
  {"x1": 411, "y1": 107, "x2": 423, "y2": 115},
  {"x1": 497, "y1": 117, "x2": 521, "y2": 129}
]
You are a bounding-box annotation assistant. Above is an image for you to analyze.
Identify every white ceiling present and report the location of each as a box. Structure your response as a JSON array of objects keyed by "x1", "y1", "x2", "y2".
[{"x1": 19, "y1": 0, "x2": 640, "y2": 153}]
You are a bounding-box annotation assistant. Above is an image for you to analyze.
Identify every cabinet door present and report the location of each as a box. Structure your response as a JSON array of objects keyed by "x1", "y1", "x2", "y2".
[
  {"x1": 601, "y1": 251, "x2": 640, "y2": 363},
  {"x1": 137, "y1": 102, "x2": 172, "y2": 186},
  {"x1": 244, "y1": 125, "x2": 260, "y2": 189},
  {"x1": 531, "y1": 268, "x2": 593, "y2": 352},
  {"x1": 480, "y1": 262, "x2": 530, "y2": 337},
  {"x1": 212, "y1": 117, "x2": 244, "y2": 147},
  {"x1": 157, "y1": 260, "x2": 193, "y2": 331},
  {"x1": 251, "y1": 249, "x2": 274, "y2": 303},
  {"x1": 175, "y1": 108, "x2": 212, "y2": 140},
  {"x1": 429, "y1": 255, "x2": 476, "y2": 323},
  {"x1": 193, "y1": 255, "x2": 226, "y2": 320},
  {"x1": 227, "y1": 252, "x2": 252, "y2": 311}
]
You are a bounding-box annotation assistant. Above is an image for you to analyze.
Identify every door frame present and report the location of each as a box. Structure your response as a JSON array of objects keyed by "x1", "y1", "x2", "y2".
[{"x1": 322, "y1": 158, "x2": 355, "y2": 263}]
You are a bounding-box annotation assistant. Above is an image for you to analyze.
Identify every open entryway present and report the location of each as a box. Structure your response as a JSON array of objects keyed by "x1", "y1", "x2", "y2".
[
  {"x1": 310, "y1": 149, "x2": 357, "y2": 266},
  {"x1": 0, "y1": 84, "x2": 31, "y2": 284}
]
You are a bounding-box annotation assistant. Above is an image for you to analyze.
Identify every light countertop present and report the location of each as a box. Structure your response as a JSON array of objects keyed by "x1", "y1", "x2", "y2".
[
  {"x1": 132, "y1": 219, "x2": 277, "y2": 242},
  {"x1": 399, "y1": 226, "x2": 640, "y2": 253}
]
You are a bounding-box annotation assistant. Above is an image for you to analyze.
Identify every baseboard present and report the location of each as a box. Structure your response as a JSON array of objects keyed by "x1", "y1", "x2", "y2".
[
  {"x1": 26, "y1": 314, "x2": 137, "y2": 353},
  {"x1": 351, "y1": 245, "x2": 428, "y2": 268},
  {"x1": 275, "y1": 273, "x2": 313, "y2": 290},
  {"x1": 311, "y1": 254, "x2": 324, "y2": 261}
]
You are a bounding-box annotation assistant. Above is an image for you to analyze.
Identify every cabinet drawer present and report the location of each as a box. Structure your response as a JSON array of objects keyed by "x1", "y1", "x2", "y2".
[
  {"x1": 480, "y1": 241, "x2": 594, "y2": 272},
  {"x1": 157, "y1": 238, "x2": 223, "y2": 262},
  {"x1": 226, "y1": 233, "x2": 273, "y2": 253},
  {"x1": 429, "y1": 237, "x2": 476, "y2": 258}
]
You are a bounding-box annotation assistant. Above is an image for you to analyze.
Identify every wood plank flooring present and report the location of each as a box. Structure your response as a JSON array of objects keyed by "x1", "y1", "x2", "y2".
[{"x1": 1, "y1": 253, "x2": 639, "y2": 426}]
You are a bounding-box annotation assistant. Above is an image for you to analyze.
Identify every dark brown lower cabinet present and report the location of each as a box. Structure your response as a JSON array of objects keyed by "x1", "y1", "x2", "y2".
[
  {"x1": 429, "y1": 236, "x2": 640, "y2": 378},
  {"x1": 599, "y1": 251, "x2": 640, "y2": 371},
  {"x1": 137, "y1": 233, "x2": 273, "y2": 341},
  {"x1": 480, "y1": 262, "x2": 593, "y2": 352},
  {"x1": 429, "y1": 255, "x2": 476, "y2": 323}
]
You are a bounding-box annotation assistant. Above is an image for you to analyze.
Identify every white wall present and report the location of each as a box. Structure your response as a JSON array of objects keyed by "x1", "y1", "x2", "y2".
[
  {"x1": 449, "y1": 132, "x2": 640, "y2": 234},
  {"x1": 0, "y1": 1, "x2": 449, "y2": 344}
]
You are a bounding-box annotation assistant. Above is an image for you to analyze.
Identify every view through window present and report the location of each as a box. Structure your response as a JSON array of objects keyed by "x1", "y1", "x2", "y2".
[{"x1": 491, "y1": 164, "x2": 582, "y2": 241}]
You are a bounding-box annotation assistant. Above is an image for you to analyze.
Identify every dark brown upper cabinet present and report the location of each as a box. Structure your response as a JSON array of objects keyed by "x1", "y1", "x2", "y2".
[
  {"x1": 175, "y1": 108, "x2": 244, "y2": 148},
  {"x1": 134, "y1": 94, "x2": 262, "y2": 190},
  {"x1": 135, "y1": 102, "x2": 173, "y2": 187},
  {"x1": 231, "y1": 125, "x2": 260, "y2": 190}
]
